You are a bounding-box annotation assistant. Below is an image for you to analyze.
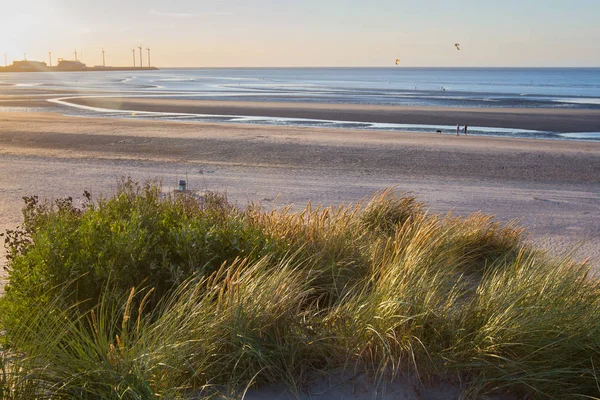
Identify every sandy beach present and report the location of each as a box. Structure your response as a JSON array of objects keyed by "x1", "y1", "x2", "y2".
[{"x1": 0, "y1": 110, "x2": 598, "y2": 294}]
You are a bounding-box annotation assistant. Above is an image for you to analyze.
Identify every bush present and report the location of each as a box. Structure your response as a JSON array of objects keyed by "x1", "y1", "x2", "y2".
[
  {"x1": 1, "y1": 179, "x2": 288, "y2": 327},
  {"x1": 1, "y1": 183, "x2": 597, "y2": 399}
]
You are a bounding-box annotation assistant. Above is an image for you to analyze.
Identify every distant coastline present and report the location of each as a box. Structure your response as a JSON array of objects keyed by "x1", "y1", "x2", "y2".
[
  {"x1": 0, "y1": 66, "x2": 158, "y2": 73},
  {"x1": 0, "y1": 59, "x2": 158, "y2": 73}
]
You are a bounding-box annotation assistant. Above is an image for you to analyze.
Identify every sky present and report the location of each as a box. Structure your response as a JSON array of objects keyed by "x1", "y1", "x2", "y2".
[{"x1": 1, "y1": 0, "x2": 599, "y2": 67}]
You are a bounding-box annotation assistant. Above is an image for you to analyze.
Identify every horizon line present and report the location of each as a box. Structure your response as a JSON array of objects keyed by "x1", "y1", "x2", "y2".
[
  {"x1": 2, "y1": 62, "x2": 600, "y2": 69},
  {"x1": 158, "y1": 65, "x2": 600, "y2": 69}
]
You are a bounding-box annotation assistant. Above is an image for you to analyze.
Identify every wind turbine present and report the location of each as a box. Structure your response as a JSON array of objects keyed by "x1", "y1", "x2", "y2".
[
  {"x1": 102, "y1": 49, "x2": 105, "y2": 67},
  {"x1": 132, "y1": 48, "x2": 136, "y2": 67},
  {"x1": 48, "y1": 52, "x2": 52, "y2": 67},
  {"x1": 74, "y1": 49, "x2": 78, "y2": 61},
  {"x1": 146, "y1": 47, "x2": 151, "y2": 68},
  {"x1": 24, "y1": 53, "x2": 27, "y2": 61},
  {"x1": 138, "y1": 45, "x2": 142, "y2": 68}
]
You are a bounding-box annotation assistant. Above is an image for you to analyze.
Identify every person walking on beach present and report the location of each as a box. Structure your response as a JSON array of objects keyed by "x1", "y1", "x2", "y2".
[
  {"x1": 456, "y1": 124, "x2": 460, "y2": 136},
  {"x1": 464, "y1": 125, "x2": 468, "y2": 135}
]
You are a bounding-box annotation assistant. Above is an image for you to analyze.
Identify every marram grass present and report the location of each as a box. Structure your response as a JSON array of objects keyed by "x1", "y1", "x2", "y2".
[{"x1": 0, "y1": 181, "x2": 598, "y2": 399}]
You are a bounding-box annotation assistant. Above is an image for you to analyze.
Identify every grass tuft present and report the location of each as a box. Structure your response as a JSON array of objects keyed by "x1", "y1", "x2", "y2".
[{"x1": 0, "y1": 180, "x2": 598, "y2": 399}]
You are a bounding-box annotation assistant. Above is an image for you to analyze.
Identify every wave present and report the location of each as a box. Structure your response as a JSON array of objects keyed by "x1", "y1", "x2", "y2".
[
  {"x1": 155, "y1": 78, "x2": 199, "y2": 82},
  {"x1": 14, "y1": 83, "x2": 44, "y2": 87},
  {"x1": 553, "y1": 98, "x2": 600, "y2": 105},
  {"x1": 558, "y1": 132, "x2": 600, "y2": 140}
]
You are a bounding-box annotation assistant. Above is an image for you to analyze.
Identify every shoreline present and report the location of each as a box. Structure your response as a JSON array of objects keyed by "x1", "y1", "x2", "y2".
[{"x1": 60, "y1": 97, "x2": 600, "y2": 133}]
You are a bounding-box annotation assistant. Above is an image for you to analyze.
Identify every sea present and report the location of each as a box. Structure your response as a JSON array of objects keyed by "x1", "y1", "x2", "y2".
[{"x1": 1, "y1": 67, "x2": 600, "y2": 141}]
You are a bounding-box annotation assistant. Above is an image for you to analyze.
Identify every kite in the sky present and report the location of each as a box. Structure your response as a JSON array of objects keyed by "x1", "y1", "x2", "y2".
[
  {"x1": 454, "y1": 43, "x2": 461, "y2": 50},
  {"x1": 395, "y1": 59, "x2": 400, "y2": 65}
]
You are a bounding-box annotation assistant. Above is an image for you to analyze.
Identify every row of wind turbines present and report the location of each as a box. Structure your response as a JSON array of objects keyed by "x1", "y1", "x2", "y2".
[
  {"x1": 70, "y1": 47, "x2": 152, "y2": 68},
  {"x1": 132, "y1": 46, "x2": 152, "y2": 68},
  {"x1": 67, "y1": 47, "x2": 152, "y2": 68}
]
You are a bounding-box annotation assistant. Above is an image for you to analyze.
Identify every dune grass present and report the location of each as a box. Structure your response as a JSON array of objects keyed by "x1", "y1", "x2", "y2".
[{"x1": 0, "y1": 180, "x2": 598, "y2": 399}]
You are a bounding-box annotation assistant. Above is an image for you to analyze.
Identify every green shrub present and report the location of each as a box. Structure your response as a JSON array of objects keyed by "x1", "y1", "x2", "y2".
[
  {"x1": 0, "y1": 179, "x2": 288, "y2": 328},
  {"x1": 1, "y1": 184, "x2": 598, "y2": 399}
]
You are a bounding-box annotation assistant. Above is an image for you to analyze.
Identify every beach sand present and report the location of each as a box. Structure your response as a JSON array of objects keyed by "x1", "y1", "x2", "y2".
[
  {"x1": 0, "y1": 111, "x2": 598, "y2": 280},
  {"x1": 0, "y1": 109, "x2": 598, "y2": 398}
]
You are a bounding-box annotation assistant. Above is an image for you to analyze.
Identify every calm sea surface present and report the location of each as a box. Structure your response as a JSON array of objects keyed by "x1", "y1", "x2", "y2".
[{"x1": 1, "y1": 68, "x2": 599, "y2": 140}]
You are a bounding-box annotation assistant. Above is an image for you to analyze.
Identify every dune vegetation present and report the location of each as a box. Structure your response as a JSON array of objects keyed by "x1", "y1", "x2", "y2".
[{"x1": 0, "y1": 178, "x2": 599, "y2": 399}]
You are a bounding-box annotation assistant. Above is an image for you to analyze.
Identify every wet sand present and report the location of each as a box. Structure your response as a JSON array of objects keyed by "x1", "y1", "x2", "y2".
[
  {"x1": 1, "y1": 111, "x2": 599, "y2": 294},
  {"x1": 62, "y1": 97, "x2": 600, "y2": 132}
]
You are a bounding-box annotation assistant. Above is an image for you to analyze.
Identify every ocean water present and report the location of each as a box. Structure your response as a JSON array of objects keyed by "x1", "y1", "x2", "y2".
[{"x1": 1, "y1": 67, "x2": 600, "y2": 140}]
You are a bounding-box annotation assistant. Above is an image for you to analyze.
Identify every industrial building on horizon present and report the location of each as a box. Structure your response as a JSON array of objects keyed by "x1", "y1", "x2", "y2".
[{"x1": 1, "y1": 48, "x2": 157, "y2": 72}]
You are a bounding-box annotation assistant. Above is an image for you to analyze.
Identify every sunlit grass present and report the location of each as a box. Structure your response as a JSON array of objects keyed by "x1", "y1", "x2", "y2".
[{"x1": 0, "y1": 180, "x2": 598, "y2": 399}]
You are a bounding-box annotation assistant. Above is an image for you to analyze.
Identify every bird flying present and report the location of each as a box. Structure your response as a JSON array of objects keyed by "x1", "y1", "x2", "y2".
[
  {"x1": 454, "y1": 43, "x2": 460, "y2": 50},
  {"x1": 395, "y1": 59, "x2": 400, "y2": 65}
]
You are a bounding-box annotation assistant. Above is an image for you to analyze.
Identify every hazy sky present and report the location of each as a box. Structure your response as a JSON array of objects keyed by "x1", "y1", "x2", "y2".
[{"x1": 1, "y1": 0, "x2": 599, "y2": 67}]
